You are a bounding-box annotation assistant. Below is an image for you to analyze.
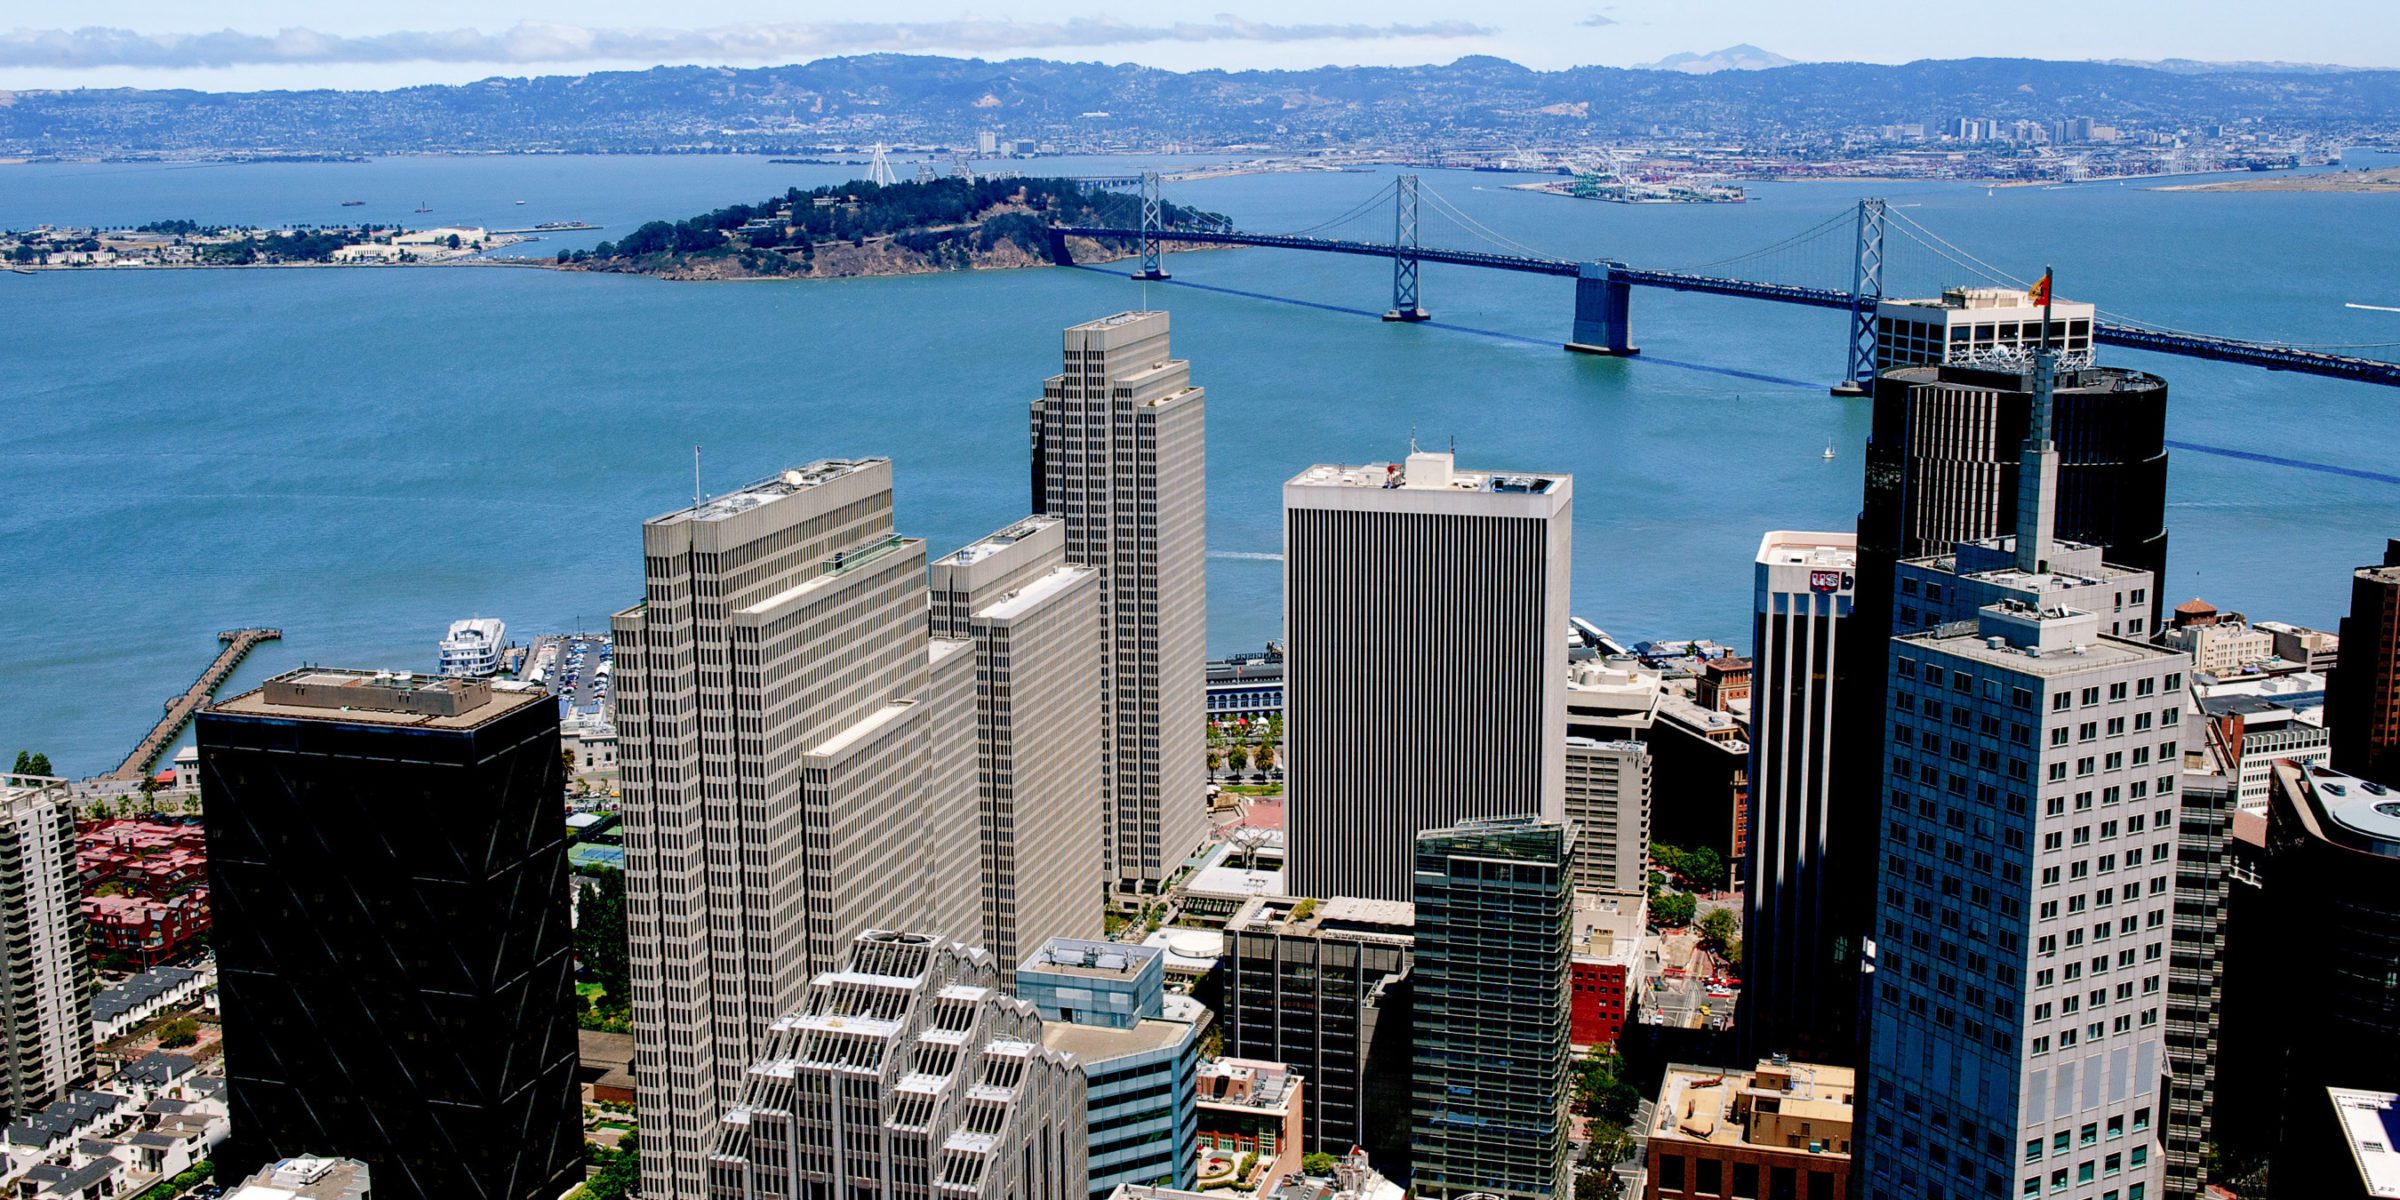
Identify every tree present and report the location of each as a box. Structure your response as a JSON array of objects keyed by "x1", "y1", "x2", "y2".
[
  {"x1": 445, "y1": 233, "x2": 462, "y2": 250},
  {"x1": 1253, "y1": 743, "x2": 1276, "y2": 771},
  {"x1": 13, "y1": 751, "x2": 51, "y2": 777},
  {"x1": 575, "y1": 869, "x2": 632, "y2": 1015},
  {"x1": 1698, "y1": 907, "x2": 1739, "y2": 955},
  {"x1": 1226, "y1": 745, "x2": 1249, "y2": 772},
  {"x1": 157, "y1": 1016, "x2": 201, "y2": 1048},
  {"x1": 1653, "y1": 891, "x2": 1697, "y2": 928},
  {"x1": 1302, "y1": 1153, "x2": 1338, "y2": 1177},
  {"x1": 1684, "y1": 846, "x2": 1727, "y2": 891}
]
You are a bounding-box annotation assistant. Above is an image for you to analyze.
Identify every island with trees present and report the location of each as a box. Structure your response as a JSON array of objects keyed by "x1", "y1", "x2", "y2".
[{"x1": 561, "y1": 175, "x2": 1226, "y2": 281}]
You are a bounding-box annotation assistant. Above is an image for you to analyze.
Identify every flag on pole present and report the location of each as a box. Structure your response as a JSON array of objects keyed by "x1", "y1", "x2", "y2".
[{"x1": 2027, "y1": 269, "x2": 2052, "y2": 309}]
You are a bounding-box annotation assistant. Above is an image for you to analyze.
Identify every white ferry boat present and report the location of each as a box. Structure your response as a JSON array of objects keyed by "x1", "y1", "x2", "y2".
[{"x1": 438, "y1": 617, "x2": 506, "y2": 678}]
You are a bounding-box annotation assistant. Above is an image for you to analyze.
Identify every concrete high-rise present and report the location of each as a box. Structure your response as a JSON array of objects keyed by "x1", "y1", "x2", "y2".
[
  {"x1": 197, "y1": 669, "x2": 579, "y2": 1200},
  {"x1": 1564, "y1": 739, "x2": 1649, "y2": 898},
  {"x1": 2330, "y1": 539, "x2": 2400, "y2": 787},
  {"x1": 1284, "y1": 450, "x2": 1572, "y2": 901},
  {"x1": 612, "y1": 459, "x2": 982, "y2": 1196},
  {"x1": 0, "y1": 773, "x2": 93, "y2": 1123},
  {"x1": 705, "y1": 930, "x2": 1088, "y2": 1200},
  {"x1": 1410, "y1": 817, "x2": 1574, "y2": 1200},
  {"x1": 1741, "y1": 530, "x2": 1858, "y2": 1063},
  {"x1": 1029, "y1": 311, "x2": 1209, "y2": 894},
  {"x1": 930, "y1": 516, "x2": 1106, "y2": 963},
  {"x1": 1862, "y1": 606, "x2": 2184, "y2": 1200}
]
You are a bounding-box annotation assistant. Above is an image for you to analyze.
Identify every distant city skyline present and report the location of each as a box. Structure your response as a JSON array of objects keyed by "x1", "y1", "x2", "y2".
[{"x1": 2, "y1": 1, "x2": 2394, "y2": 92}]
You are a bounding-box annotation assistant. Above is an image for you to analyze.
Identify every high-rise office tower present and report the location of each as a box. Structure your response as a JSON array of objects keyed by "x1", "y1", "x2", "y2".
[
  {"x1": 930, "y1": 516, "x2": 1106, "y2": 963},
  {"x1": 1411, "y1": 818, "x2": 1574, "y2": 1200},
  {"x1": 1742, "y1": 530, "x2": 1858, "y2": 1063},
  {"x1": 2330, "y1": 539, "x2": 2400, "y2": 787},
  {"x1": 197, "y1": 669, "x2": 579, "y2": 1200},
  {"x1": 2258, "y1": 758, "x2": 2400, "y2": 1190},
  {"x1": 2164, "y1": 770, "x2": 2236, "y2": 1200},
  {"x1": 1284, "y1": 450, "x2": 1572, "y2": 901},
  {"x1": 0, "y1": 773, "x2": 93, "y2": 1123},
  {"x1": 1563, "y1": 739, "x2": 1649, "y2": 898},
  {"x1": 1029, "y1": 311, "x2": 1209, "y2": 894},
  {"x1": 1223, "y1": 895, "x2": 1416, "y2": 1158},
  {"x1": 1861, "y1": 603, "x2": 2184, "y2": 1200},
  {"x1": 705, "y1": 930, "x2": 1088, "y2": 1200},
  {"x1": 612, "y1": 459, "x2": 981, "y2": 1196},
  {"x1": 1016, "y1": 939, "x2": 1204, "y2": 1198}
]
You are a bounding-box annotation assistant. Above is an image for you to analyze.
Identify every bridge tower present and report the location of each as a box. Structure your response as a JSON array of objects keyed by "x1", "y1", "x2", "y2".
[
  {"x1": 1384, "y1": 174, "x2": 1430, "y2": 322},
  {"x1": 1565, "y1": 262, "x2": 1639, "y2": 356},
  {"x1": 1832, "y1": 197, "x2": 1887, "y2": 396},
  {"x1": 868, "y1": 143, "x2": 897, "y2": 188},
  {"x1": 1132, "y1": 171, "x2": 1169, "y2": 281}
]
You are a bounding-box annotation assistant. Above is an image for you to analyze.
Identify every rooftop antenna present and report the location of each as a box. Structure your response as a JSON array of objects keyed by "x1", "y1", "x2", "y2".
[
  {"x1": 1409, "y1": 424, "x2": 1419, "y2": 455},
  {"x1": 693, "y1": 444, "x2": 703, "y2": 512},
  {"x1": 1448, "y1": 434, "x2": 1456, "y2": 456}
]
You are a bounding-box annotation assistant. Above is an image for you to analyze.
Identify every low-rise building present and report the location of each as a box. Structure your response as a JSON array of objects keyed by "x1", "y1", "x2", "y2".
[
  {"x1": 1196, "y1": 1058, "x2": 1305, "y2": 1193},
  {"x1": 2254, "y1": 620, "x2": 2341, "y2": 673},
  {"x1": 228, "y1": 1155, "x2": 372, "y2": 1200},
  {"x1": 1646, "y1": 1059, "x2": 1854, "y2": 1200},
  {"x1": 1572, "y1": 894, "x2": 1647, "y2": 1049},
  {"x1": 90, "y1": 966, "x2": 208, "y2": 1042}
]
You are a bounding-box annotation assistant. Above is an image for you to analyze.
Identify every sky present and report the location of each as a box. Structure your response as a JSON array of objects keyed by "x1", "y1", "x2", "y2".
[{"x1": 1, "y1": 0, "x2": 2393, "y2": 92}]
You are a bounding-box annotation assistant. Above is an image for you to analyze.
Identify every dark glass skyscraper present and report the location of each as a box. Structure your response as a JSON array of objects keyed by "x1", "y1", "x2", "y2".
[
  {"x1": 2330, "y1": 539, "x2": 2400, "y2": 787},
  {"x1": 198, "y1": 668, "x2": 580, "y2": 1200}
]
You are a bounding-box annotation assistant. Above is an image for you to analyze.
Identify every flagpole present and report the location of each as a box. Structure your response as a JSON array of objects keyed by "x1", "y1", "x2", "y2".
[{"x1": 2037, "y1": 265, "x2": 2054, "y2": 354}]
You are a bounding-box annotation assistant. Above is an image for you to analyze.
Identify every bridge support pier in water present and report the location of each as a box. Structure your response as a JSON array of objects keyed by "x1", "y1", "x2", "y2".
[{"x1": 1565, "y1": 262, "x2": 1639, "y2": 356}]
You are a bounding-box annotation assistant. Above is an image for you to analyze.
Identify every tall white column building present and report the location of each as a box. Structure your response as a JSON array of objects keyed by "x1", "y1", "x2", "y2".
[
  {"x1": 929, "y1": 516, "x2": 1106, "y2": 964},
  {"x1": 0, "y1": 773, "x2": 94, "y2": 1122},
  {"x1": 1283, "y1": 449, "x2": 1572, "y2": 902},
  {"x1": 612, "y1": 459, "x2": 980, "y2": 1197},
  {"x1": 1029, "y1": 311, "x2": 1209, "y2": 894},
  {"x1": 1742, "y1": 530, "x2": 1859, "y2": 1062}
]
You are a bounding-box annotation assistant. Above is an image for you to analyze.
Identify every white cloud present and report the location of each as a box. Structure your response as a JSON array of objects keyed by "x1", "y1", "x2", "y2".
[{"x1": 0, "y1": 16, "x2": 1498, "y2": 69}]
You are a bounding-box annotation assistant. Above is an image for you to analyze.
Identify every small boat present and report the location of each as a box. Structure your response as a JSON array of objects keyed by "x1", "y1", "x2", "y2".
[
  {"x1": 340, "y1": 199, "x2": 365, "y2": 207},
  {"x1": 414, "y1": 202, "x2": 432, "y2": 213},
  {"x1": 515, "y1": 199, "x2": 527, "y2": 205},
  {"x1": 1822, "y1": 439, "x2": 1837, "y2": 461}
]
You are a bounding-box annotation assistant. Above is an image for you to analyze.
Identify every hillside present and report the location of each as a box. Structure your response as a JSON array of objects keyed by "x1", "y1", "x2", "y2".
[
  {"x1": 5, "y1": 54, "x2": 2396, "y2": 156},
  {"x1": 562, "y1": 175, "x2": 1221, "y2": 281}
]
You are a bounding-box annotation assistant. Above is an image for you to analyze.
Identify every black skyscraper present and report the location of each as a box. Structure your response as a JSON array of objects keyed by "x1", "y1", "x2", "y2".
[
  {"x1": 1829, "y1": 360, "x2": 2169, "y2": 1061},
  {"x1": 197, "y1": 669, "x2": 580, "y2": 1200}
]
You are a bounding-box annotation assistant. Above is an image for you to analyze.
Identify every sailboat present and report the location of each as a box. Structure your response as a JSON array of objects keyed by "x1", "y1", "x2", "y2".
[
  {"x1": 414, "y1": 202, "x2": 433, "y2": 213},
  {"x1": 1822, "y1": 439, "x2": 1837, "y2": 461}
]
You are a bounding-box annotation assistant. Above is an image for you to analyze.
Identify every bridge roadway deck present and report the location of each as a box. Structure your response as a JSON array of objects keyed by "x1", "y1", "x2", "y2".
[
  {"x1": 1052, "y1": 225, "x2": 2400, "y2": 389},
  {"x1": 111, "y1": 627, "x2": 282, "y2": 782}
]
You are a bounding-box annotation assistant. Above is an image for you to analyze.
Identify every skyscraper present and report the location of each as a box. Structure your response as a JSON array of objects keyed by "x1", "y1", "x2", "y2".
[
  {"x1": 612, "y1": 459, "x2": 981, "y2": 1196},
  {"x1": 197, "y1": 669, "x2": 579, "y2": 1200},
  {"x1": 1284, "y1": 450, "x2": 1572, "y2": 901},
  {"x1": 1861, "y1": 606, "x2": 2184, "y2": 1200},
  {"x1": 930, "y1": 516, "x2": 1106, "y2": 962},
  {"x1": 0, "y1": 772, "x2": 93, "y2": 1123},
  {"x1": 1223, "y1": 895, "x2": 1417, "y2": 1159},
  {"x1": 2259, "y1": 758, "x2": 2400, "y2": 1191},
  {"x1": 1029, "y1": 311, "x2": 1209, "y2": 894},
  {"x1": 1410, "y1": 817, "x2": 1574, "y2": 1200},
  {"x1": 1742, "y1": 530, "x2": 1858, "y2": 1062},
  {"x1": 2329, "y1": 539, "x2": 2400, "y2": 787},
  {"x1": 705, "y1": 930, "x2": 1088, "y2": 1200},
  {"x1": 1563, "y1": 739, "x2": 1649, "y2": 898}
]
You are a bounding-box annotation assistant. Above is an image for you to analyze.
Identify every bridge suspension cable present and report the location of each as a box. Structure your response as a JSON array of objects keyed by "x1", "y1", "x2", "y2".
[
  {"x1": 1263, "y1": 178, "x2": 1398, "y2": 239},
  {"x1": 1413, "y1": 181, "x2": 1550, "y2": 259},
  {"x1": 1685, "y1": 207, "x2": 1856, "y2": 274}
]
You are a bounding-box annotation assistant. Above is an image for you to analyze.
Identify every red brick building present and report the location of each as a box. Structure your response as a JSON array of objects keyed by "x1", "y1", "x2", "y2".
[
  {"x1": 77, "y1": 819, "x2": 212, "y2": 964},
  {"x1": 1571, "y1": 895, "x2": 1647, "y2": 1048},
  {"x1": 83, "y1": 891, "x2": 211, "y2": 967}
]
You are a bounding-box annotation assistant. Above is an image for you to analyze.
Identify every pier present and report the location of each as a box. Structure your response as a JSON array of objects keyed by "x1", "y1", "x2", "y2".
[{"x1": 111, "y1": 628, "x2": 281, "y2": 782}]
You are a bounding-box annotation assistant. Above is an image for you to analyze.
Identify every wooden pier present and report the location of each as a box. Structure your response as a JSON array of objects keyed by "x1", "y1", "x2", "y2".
[{"x1": 110, "y1": 628, "x2": 282, "y2": 782}]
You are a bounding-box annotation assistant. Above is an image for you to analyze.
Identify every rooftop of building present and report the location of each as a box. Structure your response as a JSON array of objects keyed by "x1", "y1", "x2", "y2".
[
  {"x1": 2326, "y1": 1087, "x2": 2400, "y2": 1198},
  {"x1": 228, "y1": 1155, "x2": 372, "y2": 1200},
  {"x1": 1899, "y1": 606, "x2": 2182, "y2": 677},
  {"x1": 1227, "y1": 895, "x2": 1417, "y2": 941},
  {"x1": 976, "y1": 565, "x2": 1093, "y2": 622},
  {"x1": 933, "y1": 515, "x2": 1060, "y2": 567},
  {"x1": 1574, "y1": 894, "x2": 1647, "y2": 966},
  {"x1": 1905, "y1": 535, "x2": 2146, "y2": 595},
  {"x1": 1884, "y1": 285, "x2": 2095, "y2": 313},
  {"x1": 1883, "y1": 360, "x2": 2164, "y2": 394},
  {"x1": 1197, "y1": 1057, "x2": 1301, "y2": 1111},
  {"x1": 1068, "y1": 309, "x2": 1163, "y2": 333},
  {"x1": 1020, "y1": 938, "x2": 1161, "y2": 981},
  {"x1": 2277, "y1": 760, "x2": 2400, "y2": 855},
  {"x1": 1653, "y1": 1059, "x2": 1857, "y2": 1156},
  {"x1": 1041, "y1": 1005, "x2": 1202, "y2": 1066},
  {"x1": 1143, "y1": 927, "x2": 1228, "y2": 973},
  {"x1": 1756, "y1": 530, "x2": 1859, "y2": 568},
  {"x1": 656, "y1": 458, "x2": 884, "y2": 525},
  {"x1": 1287, "y1": 450, "x2": 1565, "y2": 496},
  {"x1": 211, "y1": 667, "x2": 546, "y2": 729}
]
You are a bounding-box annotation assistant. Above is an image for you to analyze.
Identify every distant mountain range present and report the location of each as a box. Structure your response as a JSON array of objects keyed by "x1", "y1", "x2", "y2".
[
  {"x1": 3, "y1": 53, "x2": 2394, "y2": 156},
  {"x1": 1635, "y1": 45, "x2": 1799, "y2": 74}
]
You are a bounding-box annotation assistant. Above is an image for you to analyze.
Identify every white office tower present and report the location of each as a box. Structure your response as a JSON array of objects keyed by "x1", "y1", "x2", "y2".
[
  {"x1": 706, "y1": 931, "x2": 1088, "y2": 1200},
  {"x1": 1029, "y1": 312, "x2": 1209, "y2": 894},
  {"x1": 612, "y1": 459, "x2": 982, "y2": 1197},
  {"x1": 1283, "y1": 450, "x2": 1573, "y2": 902},
  {"x1": 930, "y1": 516, "x2": 1107, "y2": 964},
  {"x1": 0, "y1": 774, "x2": 94, "y2": 1121},
  {"x1": 1741, "y1": 531, "x2": 1859, "y2": 1059}
]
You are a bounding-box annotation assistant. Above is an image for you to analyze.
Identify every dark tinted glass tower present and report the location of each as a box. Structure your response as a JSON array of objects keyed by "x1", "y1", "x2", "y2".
[
  {"x1": 198, "y1": 669, "x2": 579, "y2": 1200},
  {"x1": 2330, "y1": 539, "x2": 2400, "y2": 787}
]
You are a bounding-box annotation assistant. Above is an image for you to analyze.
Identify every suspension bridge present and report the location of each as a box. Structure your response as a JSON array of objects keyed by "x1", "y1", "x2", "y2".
[{"x1": 1048, "y1": 173, "x2": 2400, "y2": 391}]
